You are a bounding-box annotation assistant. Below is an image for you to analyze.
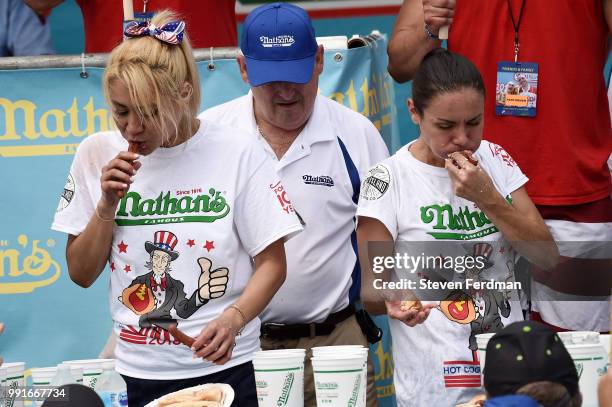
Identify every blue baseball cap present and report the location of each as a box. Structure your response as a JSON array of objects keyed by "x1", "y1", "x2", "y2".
[{"x1": 241, "y1": 2, "x2": 318, "y2": 86}]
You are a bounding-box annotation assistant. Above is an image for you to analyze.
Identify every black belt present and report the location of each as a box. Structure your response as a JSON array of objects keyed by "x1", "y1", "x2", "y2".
[{"x1": 261, "y1": 304, "x2": 355, "y2": 340}]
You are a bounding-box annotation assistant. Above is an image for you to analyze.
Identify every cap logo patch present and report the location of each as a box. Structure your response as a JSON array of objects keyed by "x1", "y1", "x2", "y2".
[{"x1": 259, "y1": 35, "x2": 295, "y2": 47}]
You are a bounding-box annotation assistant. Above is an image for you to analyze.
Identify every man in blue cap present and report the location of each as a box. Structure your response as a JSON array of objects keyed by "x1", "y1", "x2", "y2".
[{"x1": 200, "y1": 3, "x2": 388, "y2": 405}]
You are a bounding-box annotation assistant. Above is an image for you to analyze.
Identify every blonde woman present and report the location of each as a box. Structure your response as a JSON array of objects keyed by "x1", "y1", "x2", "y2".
[{"x1": 52, "y1": 10, "x2": 301, "y2": 407}]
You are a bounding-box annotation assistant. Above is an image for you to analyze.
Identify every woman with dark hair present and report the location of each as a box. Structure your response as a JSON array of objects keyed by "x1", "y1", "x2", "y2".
[{"x1": 356, "y1": 49, "x2": 557, "y2": 406}]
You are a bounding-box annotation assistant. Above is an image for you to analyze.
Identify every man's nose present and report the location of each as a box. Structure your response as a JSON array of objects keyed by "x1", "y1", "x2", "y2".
[{"x1": 275, "y1": 82, "x2": 297, "y2": 98}]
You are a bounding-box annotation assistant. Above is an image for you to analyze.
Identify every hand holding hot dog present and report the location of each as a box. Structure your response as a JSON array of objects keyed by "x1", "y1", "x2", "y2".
[
  {"x1": 386, "y1": 301, "x2": 436, "y2": 327},
  {"x1": 98, "y1": 142, "x2": 141, "y2": 215},
  {"x1": 445, "y1": 151, "x2": 497, "y2": 205}
]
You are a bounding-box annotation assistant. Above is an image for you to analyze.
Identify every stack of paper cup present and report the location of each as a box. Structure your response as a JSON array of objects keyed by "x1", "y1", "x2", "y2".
[
  {"x1": 0, "y1": 366, "x2": 7, "y2": 407},
  {"x1": 475, "y1": 333, "x2": 496, "y2": 385},
  {"x1": 30, "y1": 367, "x2": 57, "y2": 407},
  {"x1": 252, "y1": 349, "x2": 305, "y2": 407},
  {"x1": 3, "y1": 362, "x2": 25, "y2": 407},
  {"x1": 600, "y1": 334, "x2": 610, "y2": 371},
  {"x1": 311, "y1": 346, "x2": 368, "y2": 407},
  {"x1": 64, "y1": 359, "x2": 114, "y2": 389},
  {"x1": 558, "y1": 331, "x2": 607, "y2": 407}
]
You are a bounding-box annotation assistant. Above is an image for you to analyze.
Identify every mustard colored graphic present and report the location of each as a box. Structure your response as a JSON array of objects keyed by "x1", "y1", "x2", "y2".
[
  {"x1": 119, "y1": 230, "x2": 229, "y2": 330},
  {"x1": 0, "y1": 97, "x2": 114, "y2": 157},
  {"x1": 0, "y1": 234, "x2": 61, "y2": 294},
  {"x1": 439, "y1": 292, "x2": 477, "y2": 324}
]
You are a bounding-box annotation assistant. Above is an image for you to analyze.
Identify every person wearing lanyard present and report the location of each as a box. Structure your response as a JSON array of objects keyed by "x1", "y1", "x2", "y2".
[
  {"x1": 200, "y1": 3, "x2": 389, "y2": 405},
  {"x1": 387, "y1": 0, "x2": 612, "y2": 334}
]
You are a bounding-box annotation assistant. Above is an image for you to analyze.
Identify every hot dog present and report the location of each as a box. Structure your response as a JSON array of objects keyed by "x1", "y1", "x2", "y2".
[
  {"x1": 448, "y1": 150, "x2": 478, "y2": 168},
  {"x1": 117, "y1": 142, "x2": 138, "y2": 199},
  {"x1": 168, "y1": 324, "x2": 195, "y2": 348}
]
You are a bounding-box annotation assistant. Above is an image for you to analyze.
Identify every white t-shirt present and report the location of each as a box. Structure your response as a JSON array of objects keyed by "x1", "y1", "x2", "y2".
[
  {"x1": 356, "y1": 140, "x2": 527, "y2": 406},
  {"x1": 52, "y1": 120, "x2": 302, "y2": 380},
  {"x1": 200, "y1": 94, "x2": 389, "y2": 323}
]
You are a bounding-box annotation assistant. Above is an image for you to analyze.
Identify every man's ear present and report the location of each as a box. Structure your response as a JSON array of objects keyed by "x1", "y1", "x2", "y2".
[
  {"x1": 407, "y1": 98, "x2": 420, "y2": 125},
  {"x1": 237, "y1": 54, "x2": 250, "y2": 84},
  {"x1": 314, "y1": 44, "x2": 324, "y2": 75}
]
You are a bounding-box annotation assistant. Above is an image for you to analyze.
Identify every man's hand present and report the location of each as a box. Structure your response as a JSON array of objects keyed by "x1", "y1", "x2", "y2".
[
  {"x1": 198, "y1": 258, "x2": 229, "y2": 301},
  {"x1": 422, "y1": 0, "x2": 456, "y2": 35}
]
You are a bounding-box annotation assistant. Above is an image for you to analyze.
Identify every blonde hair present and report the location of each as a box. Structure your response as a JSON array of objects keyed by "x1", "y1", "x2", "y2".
[
  {"x1": 103, "y1": 10, "x2": 200, "y2": 146},
  {"x1": 516, "y1": 381, "x2": 582, "y2": 407}
]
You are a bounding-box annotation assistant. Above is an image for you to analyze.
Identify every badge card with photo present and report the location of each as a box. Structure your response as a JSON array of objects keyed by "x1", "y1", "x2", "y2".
[{"x1": 495, "y1": 62, "x2": 538, "y2": 117}]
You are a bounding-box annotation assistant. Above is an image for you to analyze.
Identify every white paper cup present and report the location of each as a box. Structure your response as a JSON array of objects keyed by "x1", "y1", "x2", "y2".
[
  {"x1": 312, "y1": 348, "x2": 368, "y2": 407},
  {"x1": 253, "y1": 352, "x2": 305, "y2": 407},
  {"x1": 30, "y1": 367, "x2": 57, "y2": 407},
  {"x1": 600, "y1": 334, "x2": 610, "y2": 369},
  {"x1": 558, "y1": 331, "x2": 608, "y2": 407},
  {"x1": 312, "y1": 356, "x2": 365, "y2": 407},
  {"x1": 311, "y1": 346, "x2": 365, "y2": 356},
  {"x1": 64, "y1": 359, "x2": 114, "y2": 389},
  {"x1": 476, "y1": 333, "x2": 496, "y2": 385},
  {"x1": 253, "y1": 349, "x2": 306, "y2": 358},
  {"x1": 3, "y1": 362, "x2": 25, "y2": 407}
]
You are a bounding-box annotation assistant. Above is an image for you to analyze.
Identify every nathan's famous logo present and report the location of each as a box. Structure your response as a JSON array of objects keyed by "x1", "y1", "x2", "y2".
[
  {"x1": 0, "y1": 234, "x2": 61, "y2": 294},
  {"x1": 260, "y1": 35, "x2": 295, "y2": 47},
  {"x1": 347, "y1": 374, "x2": 362, "y2": 407},
  {"x1": 0, "y1": 97, "x2": 114, "y2": 157},
  {"x1": 115, "y1": 188, "x2": 230, "y2": 226},
  {"x1": 276, "y1": 372, "x2": 294, "y2": 406},
  {"x1": 420, "y1": 201, "x2": 510, "y2": 240}
]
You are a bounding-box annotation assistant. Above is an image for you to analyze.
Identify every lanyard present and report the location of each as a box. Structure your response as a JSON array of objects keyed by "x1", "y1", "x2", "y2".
[
  {"x1": 507, "y1": 0, "x2": 526, "y2": 62},
  {"x1": 143, "y1": 0, "x2": 148, "y2": 13}
]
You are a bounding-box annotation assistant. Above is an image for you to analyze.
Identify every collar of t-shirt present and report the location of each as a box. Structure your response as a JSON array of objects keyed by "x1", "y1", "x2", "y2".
[
  {"x1": 246, "y1": 91, "x2": 337, "y2": 168},
  {"x1": 138, "y1": 120, "x2": 207, "y2": 160}
]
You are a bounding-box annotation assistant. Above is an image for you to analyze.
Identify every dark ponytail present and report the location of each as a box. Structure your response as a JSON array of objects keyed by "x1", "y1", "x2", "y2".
[{"x1": 412, "y1": 49, "x2": 485, "y2": 115}]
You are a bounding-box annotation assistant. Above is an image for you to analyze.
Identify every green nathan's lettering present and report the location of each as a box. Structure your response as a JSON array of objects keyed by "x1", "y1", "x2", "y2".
[
  {"x1": 420, "y1": 203, "x2": 491, "y2": 231},
  {"x1": 116, "y1": 189, "x2": 230, "y2": 225}
]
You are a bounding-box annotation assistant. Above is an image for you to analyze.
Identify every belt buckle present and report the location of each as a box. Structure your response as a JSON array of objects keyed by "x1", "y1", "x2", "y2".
[{"x1": 262, "y1": 322, "x2": 286, "y2": 339}]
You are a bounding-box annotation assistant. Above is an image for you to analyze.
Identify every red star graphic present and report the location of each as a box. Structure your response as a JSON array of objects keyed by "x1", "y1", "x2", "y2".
[
  {"x1": 110, "y1": 262, "x2": 115, "y2": 272},
  {"x1": 124, "y1": 264, "x2": 131, "y2": 273},
  {"x1": 203, "y1": 240, "x2": 215, "y2": 252},
  {"x1": 187, "y1": 239, "x2": 195, "y2": 248},
  {"x1": 118, "y1": 241, "x2": 128, "y2": 253}
]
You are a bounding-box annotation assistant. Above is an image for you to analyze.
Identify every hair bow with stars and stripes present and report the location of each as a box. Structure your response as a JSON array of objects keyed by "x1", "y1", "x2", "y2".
[{"x1": 124, "y1": 20, "x2": 185, "y2": 45}]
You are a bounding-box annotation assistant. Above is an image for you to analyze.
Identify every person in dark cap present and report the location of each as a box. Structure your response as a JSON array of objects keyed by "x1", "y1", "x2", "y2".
[{"x1": 483, "y1": 321, "x2": 582, "y2": 407}]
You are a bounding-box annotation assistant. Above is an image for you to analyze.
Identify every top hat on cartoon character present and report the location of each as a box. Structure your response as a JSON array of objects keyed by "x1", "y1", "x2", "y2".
[
  {"x1": 145, "y1": 231, "x2": 179, "y2": 261},
  {"x1": 240, "y1": 2, "x2": 318, "y2": 86},
  {"x1": 472, "y1": 242, "x2": 494, "y2": 269}
]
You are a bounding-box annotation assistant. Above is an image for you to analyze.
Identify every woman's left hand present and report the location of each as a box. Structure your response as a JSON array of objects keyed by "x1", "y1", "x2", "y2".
[
  {"x1": 192, "y1": 309, "x2": 242, "y2": 365},
  {"x1": 445, "y1": 151, "x2": 497, "y2": 205}
]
